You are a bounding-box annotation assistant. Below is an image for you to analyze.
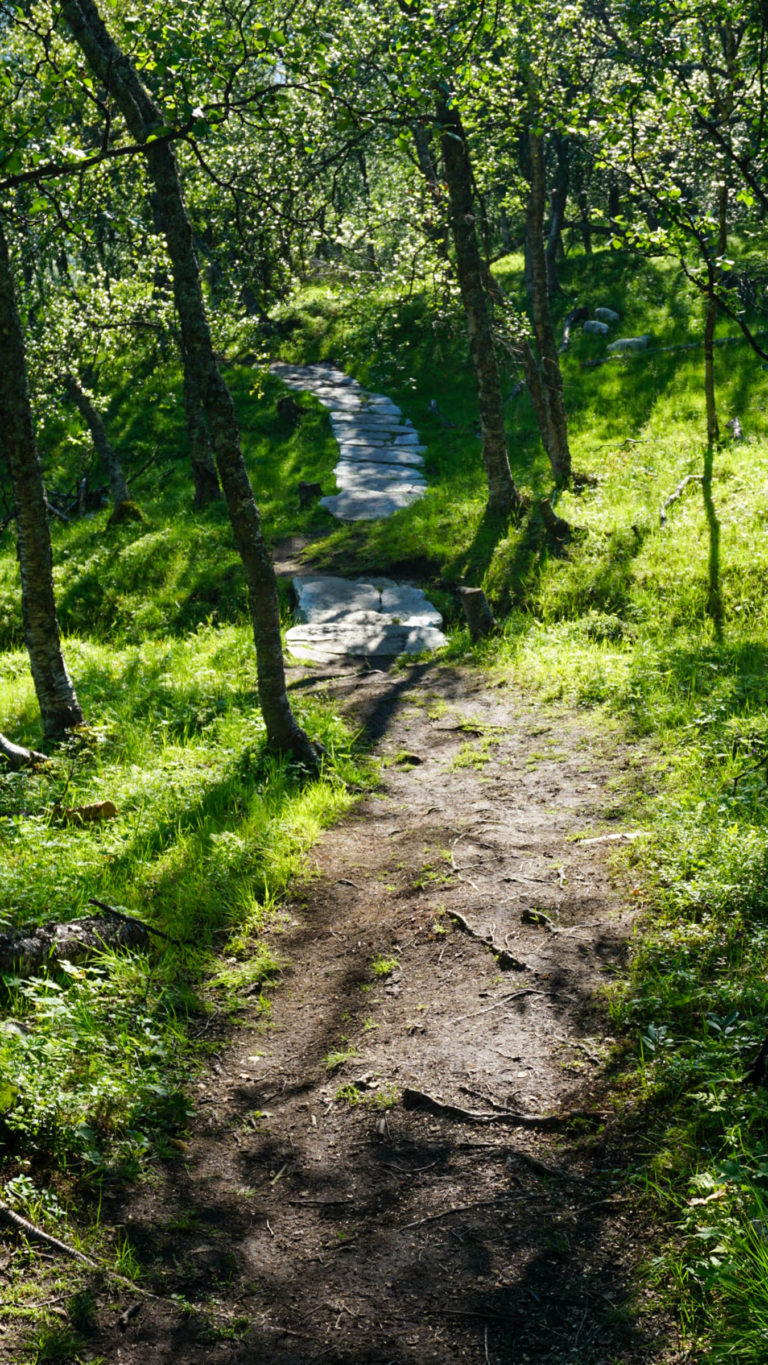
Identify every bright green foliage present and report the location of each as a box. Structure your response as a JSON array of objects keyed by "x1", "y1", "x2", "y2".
[{"x1": 271, "y1": 245, "x2": 768, "y2": 1355}]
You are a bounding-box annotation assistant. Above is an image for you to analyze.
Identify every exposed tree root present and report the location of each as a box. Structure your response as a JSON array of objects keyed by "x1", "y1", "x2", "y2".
[
  {"x1": 444, "y1": 906, "x2": 526, "y2": 971},
  {"x1": 0, "y1": 1200, "x2": 99, "y2": 1268},
  {"x1": 402, "y1": 1087, "x2": 604, "y2": 1131}
]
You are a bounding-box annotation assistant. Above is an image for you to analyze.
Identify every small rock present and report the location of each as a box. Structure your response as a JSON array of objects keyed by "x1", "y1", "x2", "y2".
[
  {"x1": 594, "y1": 307, "x2": 620, "y2": 325},
  {"x1": 606, "y1": 335, "x2": 652, "y2": 354},
  {"x1": 726, "y1": 416, "x2": 744, "y2": 440},
  {"x1": 583, "y1": 320, "x2": 610, "y2": 336}
]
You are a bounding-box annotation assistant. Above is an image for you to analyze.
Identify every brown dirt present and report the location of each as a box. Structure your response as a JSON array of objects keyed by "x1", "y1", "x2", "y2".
[{"x1": 12, "y1": 662, "x2": 681, "y2": 1364}]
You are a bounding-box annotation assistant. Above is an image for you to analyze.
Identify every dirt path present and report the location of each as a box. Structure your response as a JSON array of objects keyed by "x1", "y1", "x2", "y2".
[{"x1": 82, "y1": 661, "x2": 675, "y2": 1364}]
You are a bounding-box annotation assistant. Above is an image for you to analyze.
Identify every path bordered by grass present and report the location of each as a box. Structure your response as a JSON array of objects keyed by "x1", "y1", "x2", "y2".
[{"x1": 2, "y1": 244, "x2": 768, "y2": 1355}]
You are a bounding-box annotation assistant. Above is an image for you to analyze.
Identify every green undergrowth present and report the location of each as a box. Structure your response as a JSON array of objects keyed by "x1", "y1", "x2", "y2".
[
  {"x1": 0, "y1": 624, "x2": 363, "y2": 1202},
  {"x1": 0, "y1": 363, "x2": 339, "y2": 650},
  {"x1": 272, "y1": 249, "x2": 768, "y2": 1357},
  {"x1": 3, "y1": 239, "x2": 768, "y2": 1355}
]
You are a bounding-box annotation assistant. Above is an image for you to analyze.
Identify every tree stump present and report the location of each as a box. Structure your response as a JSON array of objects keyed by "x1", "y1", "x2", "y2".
[
  {"x1": 297, "y1": 481, "x2": 323, "y2": 509},
  {"x1": 539, "y1": 498, "x2": 571, "y2": 544},
  {"x1": 457, "y1": 587, "x2": 495, "y2": 640},
  {"x1": 278, "y1": 395, "x2": 305, "y2": 423}
]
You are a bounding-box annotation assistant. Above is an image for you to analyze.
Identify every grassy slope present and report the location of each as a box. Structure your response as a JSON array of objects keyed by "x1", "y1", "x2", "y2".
[
  {"x1": 0, "y1": 351, "x2": 362, "y2": 1293},
  {"x1": 2, "y1": 244, "x2": 768, "y2": 1354},
  {"x1": 273, "y1": 251, "x2": 768, "y2": 1360}
]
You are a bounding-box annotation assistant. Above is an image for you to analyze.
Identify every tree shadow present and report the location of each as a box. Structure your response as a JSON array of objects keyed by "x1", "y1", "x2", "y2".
[
  {"x1": 702, "y1": 443, "x2": 723, "y2": 638},
  {"x1": 444, "y1": 505, "x2": 514, "y2": 587}
]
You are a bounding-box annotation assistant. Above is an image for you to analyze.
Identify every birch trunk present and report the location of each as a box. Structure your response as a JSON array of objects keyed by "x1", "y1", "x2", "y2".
[
  {"x1": 60, "y1": 0, "x2": 317, "y2": 765},
  {"x1": 526, "y1": 130, "x2": 571, "y2": 487},
  {"x1": 183, "y1": 365, "x2": 222, "y2": 509},
  {"x1": 65, "y1": 375, "x2": 130, "y2": 508},
  {"x1": 0, "y1": 219, "x2": 83, "y2": 737},
  {"x1": 436, "y1": 98, "x2": 520, "y2": 518}
]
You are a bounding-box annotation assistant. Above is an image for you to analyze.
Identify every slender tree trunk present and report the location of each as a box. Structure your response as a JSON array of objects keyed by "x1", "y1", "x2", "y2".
[
  {"x1": 704, "y1": 293, "x2": 718, "y2": 448},
  {"x1": 499, "y1": 204, "x2": 513, "y2": 254},
  {"x1": 704, "y1": 182, "x2": 728, "y2": 449},
  {"x1": 412, "y1": 122, "x2": 450, "y2": 260},
  {"x1": 0, "y1": 219, "x2": 83, "y2": 737},
  {"x1": 60, "y1": 0, "x2": 317, "y2": 764},
  {"x1": 182, "y1": 364, "x2": 222, "y2": 509},
  {"x1": 436, "y1": 98, "x2": 520, "y2": 518},
  {"x1": 526, "y1": 130, "x2": 571, "y2": 487},
  {"x1": 357, "y1": 150, "x2": 377, "y2": 271},
  {"x1": 577, "y1": 188, "x2": 592, "y2": 254},
  {"x1": 608, "y1": 177, "x2": 621, "y2": 228},
  {"x1": 65, "y1": 375, "x2": 130, "y2": 508},
  {"x1": 545, "y1": 135, "x2": 570, "y2": 295}
]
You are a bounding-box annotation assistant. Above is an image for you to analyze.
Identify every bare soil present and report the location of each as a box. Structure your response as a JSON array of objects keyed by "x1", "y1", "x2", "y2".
[{"x1": 49, "y1": 657, "x2": 682, "y2": 1365}]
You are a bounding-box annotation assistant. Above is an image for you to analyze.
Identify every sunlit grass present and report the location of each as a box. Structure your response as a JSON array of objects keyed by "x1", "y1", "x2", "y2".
[{"x1": 0, "y1": 624, "x2": 363, "y2": 1176}]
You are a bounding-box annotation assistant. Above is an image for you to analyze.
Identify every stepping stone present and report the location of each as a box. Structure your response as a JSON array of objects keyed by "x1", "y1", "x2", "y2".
[
  {"x1": 287, "y1": 574, "x2": 446, "y2": 662},
  {"x1": 286, "y1": 621, "x2": 446, "y2": 663},
  {"x1": 330, "y1": 420, "x2": 415, "y2": 437},
  {"x1": 334, "y1": 466, "x2": 426, "y2": 493},
  {"x1": 320, "y1": 489, "x2": 424, "y2": 521},
  {"x1": 336, "y1": 446, "x2": 425, "y2": 468},
  {"x1": 380, "y1": 583, "x2": 443, "y2": 625},
  {"x1": 364, "y1": 399, "x2": 402, "y2": 417},
  {"x1": 294, "y1": 576, "x2": 381, "y2": 621},
  {"x1": 339, "y1": 447, "x2": 425, "y2": 469},
  {"x1": 329, "y1": 423, "x2": 399, "y2": 439},
  {"x1": 335, "y1": 458, "x2": 426, "y2": 481}
]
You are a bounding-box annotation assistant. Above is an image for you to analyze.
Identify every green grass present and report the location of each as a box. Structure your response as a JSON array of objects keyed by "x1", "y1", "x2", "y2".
[
  {"x1": 0, "y1": 626, "x2": 361, "y2": 1180},
  {"x1": 0, "y1": 347, "x2": 368, "y2": 1217},
  {"x1": 270, "y1": 246, "x2": 768, "y2": 1357},
  {"x1": 5, "y1": 235, "x2": 768, "y2": 1357}
]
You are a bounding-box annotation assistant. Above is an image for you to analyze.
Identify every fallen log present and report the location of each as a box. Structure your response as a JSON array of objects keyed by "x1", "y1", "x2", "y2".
[
  {"x1": 0, "y1": 733, "x2": 46, "y2": 771},
  {"x1": 0, "y1": 910, "x2": 169, "y2": 976},
  {"x1": 659, "y1": 474, "x2": 703, "y2": 526}
]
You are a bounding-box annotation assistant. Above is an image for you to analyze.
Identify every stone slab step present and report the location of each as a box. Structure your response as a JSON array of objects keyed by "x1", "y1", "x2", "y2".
[
  {"x1": 334, "y1": 463, "x2": 426, "y2": 491},
  {"x1": 336, "y1": 446, "x2": 426, "y2": 465},
  {"x1": 293, "y1": 575, "x2": 443, "y2": 628},
  {"x1": 319, "y1": 488, "x2": 425, "y2": 521},
  {"x1": 286, "y1": 621, "x2": 446, "y2": 662}
]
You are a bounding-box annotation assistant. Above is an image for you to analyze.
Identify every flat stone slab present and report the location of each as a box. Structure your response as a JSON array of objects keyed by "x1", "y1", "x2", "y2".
[
  {"x1": 287, "y1": 574, "x2": 446, "y2": 662},
  {"x1": 320, "y1": 489, "x2": 424, "y2": 520},
  {"x1": 336, "y1": 445, "x2": 424, "y2": 468},
  {"x1": 286, "y1": 622, "x2": 446, "y2": 662},
  {"x1": 335, "y1": 464, "x2": 426, "y2": 492},
  {"x1": 270, "y1": 360, "x2": 429, "y2": 523},
  {"x1": 293, "y1": 575, "x2": 443, "y2": 628}
]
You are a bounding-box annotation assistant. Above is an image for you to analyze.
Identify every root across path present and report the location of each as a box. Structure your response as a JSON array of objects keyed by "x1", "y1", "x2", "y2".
[{"x1": 81, "y1": 661, "x2": 673, "y2": 1364}]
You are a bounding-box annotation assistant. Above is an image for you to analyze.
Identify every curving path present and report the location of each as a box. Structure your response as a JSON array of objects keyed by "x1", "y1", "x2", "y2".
[{"x1": 270, "y1": 362, "x2": 448, "y2": 665}]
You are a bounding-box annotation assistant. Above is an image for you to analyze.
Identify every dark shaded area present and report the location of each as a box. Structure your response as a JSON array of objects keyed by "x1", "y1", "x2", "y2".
[{"x1": 23, "y1": 661, "x2": 676, "y2": 1365}]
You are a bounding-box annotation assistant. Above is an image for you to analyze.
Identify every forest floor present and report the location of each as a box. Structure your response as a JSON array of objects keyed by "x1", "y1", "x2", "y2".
[{"x1": 63, "y1": 635, "x2": 683, "y2": 1365}]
